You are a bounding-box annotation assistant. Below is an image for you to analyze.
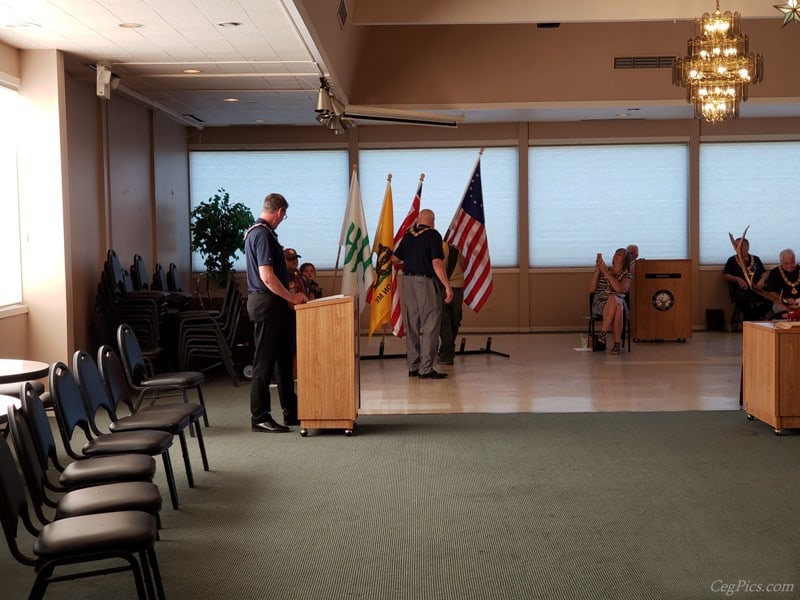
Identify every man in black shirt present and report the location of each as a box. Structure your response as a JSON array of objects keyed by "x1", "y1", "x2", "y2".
[
  {"x1": 244, "y1": 193, "x2": 307, "y2": 432},
  {"x1": 393, "y1": 209, "x2": 453, "y2": 379}
]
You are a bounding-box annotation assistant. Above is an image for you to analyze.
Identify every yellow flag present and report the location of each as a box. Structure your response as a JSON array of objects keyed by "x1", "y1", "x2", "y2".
[{"x1": 368, "y1": 177, "x2": 395, "y2": 337}]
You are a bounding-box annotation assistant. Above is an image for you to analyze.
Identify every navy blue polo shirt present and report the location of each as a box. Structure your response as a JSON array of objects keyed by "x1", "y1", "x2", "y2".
[
  {"x1": 395, "y1": 225, "x2": 444, "y2": 277},
  {"x1": 244, "y1": 219, "x2": 290, "y2": 293}
]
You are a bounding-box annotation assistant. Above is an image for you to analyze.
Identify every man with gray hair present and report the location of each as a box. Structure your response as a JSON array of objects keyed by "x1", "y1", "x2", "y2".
[{"x1": 244, "y1": 193, "x2": 307, "y2": 432}]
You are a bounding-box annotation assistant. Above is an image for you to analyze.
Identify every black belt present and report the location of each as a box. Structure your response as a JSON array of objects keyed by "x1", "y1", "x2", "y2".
[{"x1": 404, "y1": 272, "x2": 432, "y2": 278}]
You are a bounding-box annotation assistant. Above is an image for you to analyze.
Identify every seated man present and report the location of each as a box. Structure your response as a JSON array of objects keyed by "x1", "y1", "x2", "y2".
[
  {"x1": 763, "y1": 248, "x2": 800, "y2": 318},
  {"x1": 722, "y1": 238, "x2": 771, "y2": 321}
]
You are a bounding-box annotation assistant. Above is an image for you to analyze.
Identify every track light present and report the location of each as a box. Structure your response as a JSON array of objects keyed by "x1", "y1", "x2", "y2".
[{"x1": 315, "y1": 77, "x2": 333, "y2": 115}]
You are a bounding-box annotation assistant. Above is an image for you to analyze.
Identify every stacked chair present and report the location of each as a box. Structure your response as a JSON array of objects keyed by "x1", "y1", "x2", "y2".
[
  {"x1": 1, "y1": 383, "x2": 166, "y2": 599},
  {"x1": 175, "y1": 275, "x2": 244, "y2": 386}
]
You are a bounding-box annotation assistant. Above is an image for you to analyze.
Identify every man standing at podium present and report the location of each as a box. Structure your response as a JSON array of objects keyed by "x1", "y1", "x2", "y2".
[
  {"x1": 393, "y1": 209, "x2": 453, "y2": 379},
  {"x1": 245, "y1": 193, "x2": 308, "y2": 433}
]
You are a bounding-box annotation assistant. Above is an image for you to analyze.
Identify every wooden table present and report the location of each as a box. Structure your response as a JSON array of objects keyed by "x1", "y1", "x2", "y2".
[
  {"x1": 0, "y1": 359, "x2": 50, "y2": 385},
  {"x1": 742, "y1": 321, "x2": 800, "y2": 434}
]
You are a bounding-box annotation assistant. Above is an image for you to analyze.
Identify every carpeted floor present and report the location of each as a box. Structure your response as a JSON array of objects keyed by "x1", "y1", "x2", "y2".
[{"x1": 3, "y1": 397, "x2": 800, "y2": 600}]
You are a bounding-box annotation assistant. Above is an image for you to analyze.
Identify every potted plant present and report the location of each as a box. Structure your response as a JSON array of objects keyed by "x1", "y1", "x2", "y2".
[{"x1": 190, "y1": 188, "x2": 254, "y2": 286}]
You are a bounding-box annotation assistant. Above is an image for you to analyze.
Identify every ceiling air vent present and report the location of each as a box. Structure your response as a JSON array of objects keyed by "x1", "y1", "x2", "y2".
[{"x1": 614, "y1": 56, "x2": 675, "y2": 69}]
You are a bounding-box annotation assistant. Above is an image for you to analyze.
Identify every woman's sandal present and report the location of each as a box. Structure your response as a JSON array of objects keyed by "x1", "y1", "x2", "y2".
[
  {"x1": 597, "y1": 331, "x2": 607, "y2": 346},
  {"x1": 610, "y1": 343, "x2": 622, "y2": 355}
]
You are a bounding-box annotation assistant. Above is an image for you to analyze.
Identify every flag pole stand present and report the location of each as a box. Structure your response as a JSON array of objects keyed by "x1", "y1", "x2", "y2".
[{"x1": 360, "y1": 336, "x2": 509, "y2": 360}]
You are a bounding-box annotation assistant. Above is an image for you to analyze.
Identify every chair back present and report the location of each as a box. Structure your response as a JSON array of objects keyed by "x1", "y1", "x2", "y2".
[
  {"x1": 49, "y1": 362, "x2": 96, "y2": 460},
  {"x1": 130, "y1": 254, "x2": 150, "y2": 291},
  {"x1": 98, "y1": 345, "x2": 138, "y2": 415},
  {"x1": 152, "y1": 263, "x2": 168, "y2": 291},
  {"x1": 167, "y1": 263, "x2": 183, "y2": 292},
  {"x1": 0, "y1": 434, "x2": 39, "y2": 566},
  {"x1": 20, "y1": 382, "x2": 65, "y2": 473},
  {"x1": 6, "y1": 405, "x2": 53, "y2": 525},
  {"x1": 117, "y1": 324, "x2": 149, "y2": 388},
  {"x1": 73, "y1": 350, "x2": 118, "y2": 430},
  {"x1": 105, "y1": 249, "x2": 125, "y2": 291}
]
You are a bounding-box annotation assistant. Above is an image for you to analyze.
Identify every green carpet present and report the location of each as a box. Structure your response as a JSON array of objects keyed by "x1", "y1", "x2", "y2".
[{"x1": 3, "y1": 409, "x2": 800, "y2": 599}]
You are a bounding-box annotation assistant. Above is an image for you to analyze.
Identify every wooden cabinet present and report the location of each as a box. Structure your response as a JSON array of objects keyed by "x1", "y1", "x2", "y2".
[
  {"x1": 630, "y1": 259, "x2": 692, "y2": 341},
  {"x1": 295, "y1": 295, "x2": 359, "y2": 435},
  {"x1": 743, "y1": 321, "x2": 800, "y2": 433}
]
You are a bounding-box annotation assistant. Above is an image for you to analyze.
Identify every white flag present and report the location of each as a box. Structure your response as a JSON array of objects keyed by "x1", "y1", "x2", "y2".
[{"x1": 339, "y1": 170, "x2": 375, "y2": 312}]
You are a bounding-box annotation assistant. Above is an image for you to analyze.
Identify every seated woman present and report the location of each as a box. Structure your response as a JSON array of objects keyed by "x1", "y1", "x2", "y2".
[
  {"x1": 763, "y1": 248, "x2": 800, "y2": 318},
  {"x1": 589, "y1": 248, "x2": 632, "y2": 355}
]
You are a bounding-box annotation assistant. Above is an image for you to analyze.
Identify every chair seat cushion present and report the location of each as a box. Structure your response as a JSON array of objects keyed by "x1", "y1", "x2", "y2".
[
  {"x1": 82, "y1": 430, "x2": 172, "y2": 457},
  {"x1": 137, "y1": 402, "x2": 205, "y2": 420},
  {"x1": 140, "y1": 371, "x2": 204, "y2": 387},
  {"x1": 60, "y1": 454, "x2": 156, "y2": 488},
  {"x1": 109, "y1": 408, "x2": 192, "y2": 433},
  {"x1": 55, "y1": 481, "x2": 162, "y2": 519},
  {"x1": 33, "y1": 510, "x2": 156, "y2": 556}
]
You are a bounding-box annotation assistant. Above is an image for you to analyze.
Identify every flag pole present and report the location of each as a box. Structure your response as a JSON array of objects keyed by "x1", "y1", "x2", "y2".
[{"x1": 333, "y1": 163, "x2": 359, "y2": 294}]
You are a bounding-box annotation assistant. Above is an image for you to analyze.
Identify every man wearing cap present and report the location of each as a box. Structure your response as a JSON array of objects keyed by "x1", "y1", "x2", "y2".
[{"x1": 244, "y1": 193, "x2": 307, "y2": 433}]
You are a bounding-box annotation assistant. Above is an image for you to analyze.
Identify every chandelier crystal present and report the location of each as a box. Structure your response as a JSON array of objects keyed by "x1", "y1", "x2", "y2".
[{"x1": 672, "y1": 1, "x2": 763, "y2": 123}]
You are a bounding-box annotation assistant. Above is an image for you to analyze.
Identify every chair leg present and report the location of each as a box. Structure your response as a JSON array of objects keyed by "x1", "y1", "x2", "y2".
[
  {"x1": 194, "y1": 419, "x2": 210, "y2": 471},
  {"x1": 161, "y1": 451, "x2": 180, "y2": 509},
  {"x1": 195, "y1": 387, "x2": 209, "y2": 427},
  {"x1": 138, "y1": 550, "x2": 157, "y2": 600},
  {"x1": 146, "y1": 546, "x2": 167, "y2": 600},
  {"x1": 177, "y1": 430, "x2": 195, "y2": 488}
]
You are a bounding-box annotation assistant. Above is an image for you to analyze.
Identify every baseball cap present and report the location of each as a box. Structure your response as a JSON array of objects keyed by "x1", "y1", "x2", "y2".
[{"x1": 284, "y1": 248, "x2": 301, "y2": 259}]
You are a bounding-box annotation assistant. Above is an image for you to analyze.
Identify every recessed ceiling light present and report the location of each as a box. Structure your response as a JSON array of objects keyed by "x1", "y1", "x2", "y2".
[
  {"x1": 254, "y1": 119, "x2": 265, "y2": 123},
  {"x1": 6, "y1": 22, "x2": 41, "y2": 29},
  {"x1": 218, "y1": 21, "x2": 243, "y2": 27},
  {"x1": 183, "y1": 69, "x2": 202, "y2": 74},
  {"x1": 223, "y1": 97, "x2": 239, "y2": 103},
  {"x1": 118, "y1": 22, "x2": 143, "y2": 29}
]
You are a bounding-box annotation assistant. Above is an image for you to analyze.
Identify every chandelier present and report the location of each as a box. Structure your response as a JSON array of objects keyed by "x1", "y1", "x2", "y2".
[{"x1": 672, "y1": 1, "x2": 763, "y2": 123}]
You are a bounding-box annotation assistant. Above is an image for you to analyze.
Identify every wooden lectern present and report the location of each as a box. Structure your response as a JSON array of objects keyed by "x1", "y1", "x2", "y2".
[
  {"x1": 630, "y1": 259, "x2": 692, "y2": 342},
  {"x1": 295, "y1": 295, "x2": 359, "y2": 436}
]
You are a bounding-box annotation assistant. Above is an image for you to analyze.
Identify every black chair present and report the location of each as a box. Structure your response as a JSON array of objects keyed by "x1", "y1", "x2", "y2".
[
  {"x1": 0, "y1": 434, "x2": 165, "y2": 600},
  {"x1": 75, "y1": 349, "x2": 208, "y2": 488},
  {"x1": 7, "y1": 404, "x2": 162, "y2": 526},
  {"x1": 587, "y1": 291, "x2": 631, "y2": 352},
  {"x1": 98, "y1": 344, "x2": 209, "y2": 471},
  {"x1": 118, "y1": 323, "x2": 209, "y2": 427},
  {"x1": 48, "y1": 362, "x2": 182, "y2": 510},
  {"x1": 19, "y1": 382, "x2": 157, "y2": 492}
]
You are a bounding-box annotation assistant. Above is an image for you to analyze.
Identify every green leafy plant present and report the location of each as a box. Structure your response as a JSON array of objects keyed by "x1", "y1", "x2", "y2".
[{"x1": 190, "y1": 188, "x2": 254, "y2": 285}]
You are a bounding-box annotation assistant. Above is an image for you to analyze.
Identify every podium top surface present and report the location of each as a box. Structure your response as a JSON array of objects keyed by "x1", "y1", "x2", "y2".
[{"x1": 295, "y1": 294, "x2": 354, "y2": 311}]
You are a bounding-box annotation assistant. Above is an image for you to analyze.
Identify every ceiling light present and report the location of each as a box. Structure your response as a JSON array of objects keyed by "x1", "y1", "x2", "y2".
[
  {"x1": 315, "y1": 77, "x2": 333, "y2": 115},
  {"x1": 118, "y1": 23, "x2": 143, "y2": 29},
  {"x1": 223, "y1": 97, "x2": 239, "y2": 103},
  {"x1": 672, "y1": 1, "x2": 763, "y2": 123},
  {"x1": 182, "y1": 69, "x2": 202, "y2": 74}
]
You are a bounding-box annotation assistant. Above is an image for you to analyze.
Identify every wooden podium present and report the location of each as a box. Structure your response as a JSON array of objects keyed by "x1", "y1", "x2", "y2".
[
  {"x1": 630, "y1": 259, "x2": 692, "y2": 342},
  {"x1": 295, "y1": 295, "x2": 359, "y2": 436},
  {"x1": 743, "y1": 321, "x2": 800, "y2": 433}
]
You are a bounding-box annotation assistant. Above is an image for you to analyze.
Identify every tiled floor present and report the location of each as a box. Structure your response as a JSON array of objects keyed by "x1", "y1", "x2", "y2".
[{"x1": 357, "y1": 331, "x2": 743, "y2": 414}]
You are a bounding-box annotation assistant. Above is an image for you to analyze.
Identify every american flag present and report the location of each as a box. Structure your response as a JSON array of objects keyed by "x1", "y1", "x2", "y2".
[
  {"x1": 445, "y1": 156, "x2": 493, "y2": 312},
  {"x1": 390, "y1": 178, "x2": 422, "y2": 337}
]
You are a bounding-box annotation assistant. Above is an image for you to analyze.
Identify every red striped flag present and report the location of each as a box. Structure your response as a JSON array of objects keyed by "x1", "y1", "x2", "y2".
[
  {"x1": 445, "y1": 155, "x2": 493, "y2": 312},
  {"x1": 390, "y1": 177, "x2": 422, "y2": 337}
]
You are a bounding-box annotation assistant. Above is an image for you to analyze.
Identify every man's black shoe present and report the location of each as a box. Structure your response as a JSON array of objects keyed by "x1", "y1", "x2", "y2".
[
  {"x1": 419, "y1": 370, "x2": 448, "y2": 379},
  {"x1": 408, "y1": 370, "x2": 419, "y2": 377},
  {"x1": 252, "y1": 417, "x2": 290, "y2": 433}
]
